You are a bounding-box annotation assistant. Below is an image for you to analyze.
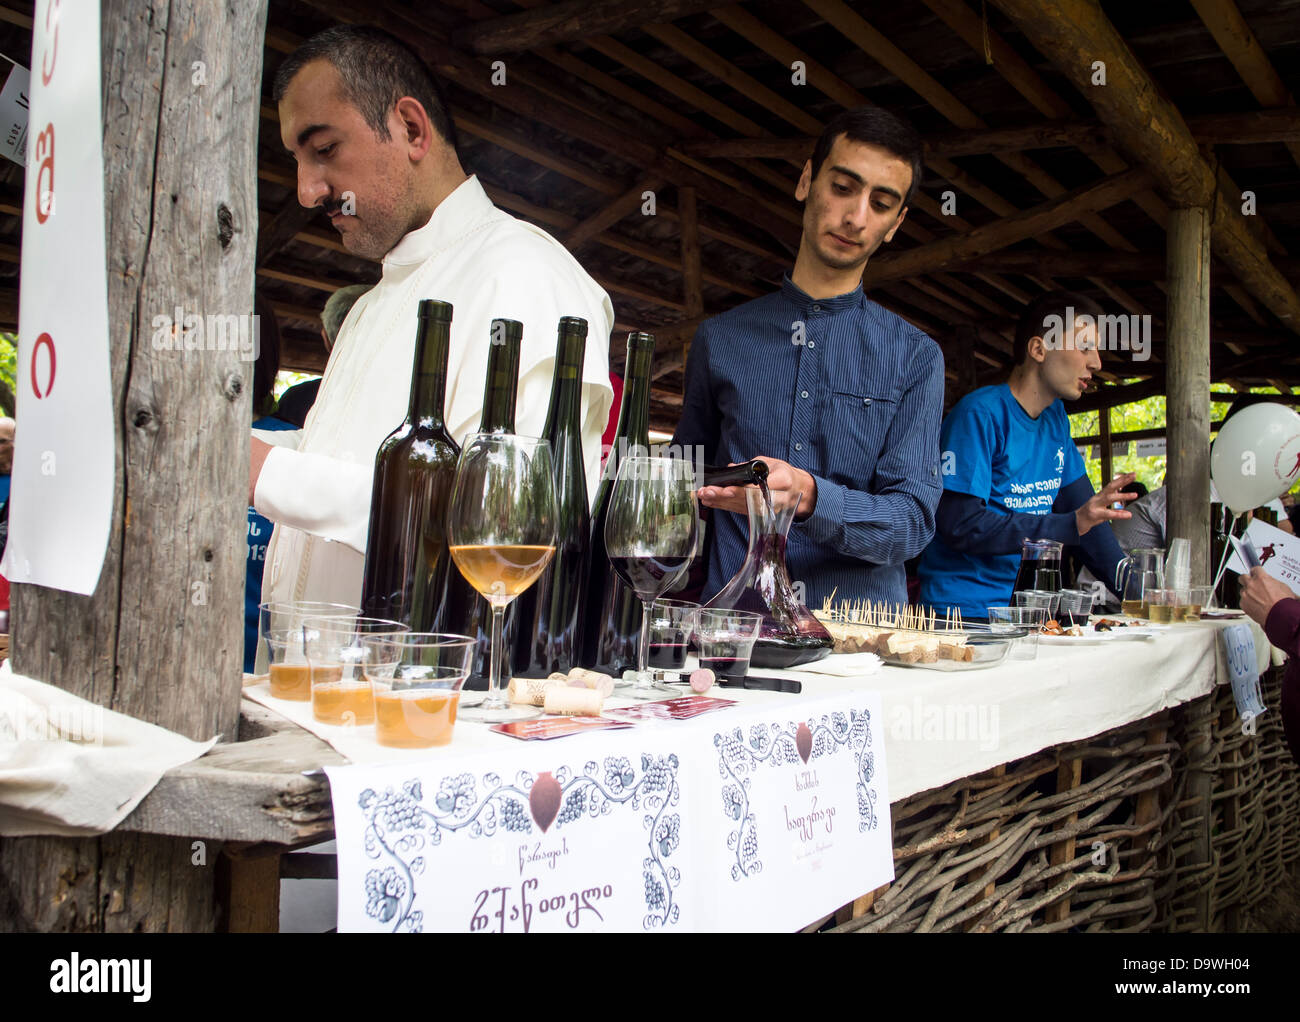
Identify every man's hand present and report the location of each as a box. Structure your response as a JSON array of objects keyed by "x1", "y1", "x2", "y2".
[
  {"x1": 697, "y1": 456, "x2": 817, "y2": 518},
  {"x1": 250, "y1": 436, "x2": 273, "y2": 506},
  {"x1": 1075, "y1": 471, "x2": 1138, "y2": 537},
  {"x1": 1240, "y1": 566, "x2": 1297, "y2": 628}
]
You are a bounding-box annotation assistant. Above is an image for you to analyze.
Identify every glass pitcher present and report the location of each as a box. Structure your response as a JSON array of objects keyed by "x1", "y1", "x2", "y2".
[
  {"x1": 703, "y1": 486, "x2": 832, "y2": 669},
  {"x1": 1014, "y1": 539, "x2": 1063, "y2": 596},
  {"x1": 1115, "y1": 548, "x2": 1165, "y2": 618}
]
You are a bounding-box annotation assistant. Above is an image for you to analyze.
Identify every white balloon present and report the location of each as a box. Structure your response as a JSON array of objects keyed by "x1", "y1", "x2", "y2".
[{"x1": 1209, "y1": 402, "x2": 1300, "y2": 513}]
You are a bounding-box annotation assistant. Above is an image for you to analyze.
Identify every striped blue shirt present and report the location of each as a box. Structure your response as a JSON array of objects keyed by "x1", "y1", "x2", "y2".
[{"x1": 673, "y1": 275, "x2": 945, "y2": 608}]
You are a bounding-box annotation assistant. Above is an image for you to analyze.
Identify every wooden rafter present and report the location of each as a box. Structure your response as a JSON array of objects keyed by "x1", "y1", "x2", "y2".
[
  {"x1": 1189, "y1": 0, "x2": 1300, "y2": 172},
  {"x1": 990, "y1": 0, "x2": 1300, "y2": 334},
  {"x1": 451, "y1": 0, "x2": 725, "y2": 55},
  {"x1": 866, "y1": 169, "x2": 1153, "y2": 285}
]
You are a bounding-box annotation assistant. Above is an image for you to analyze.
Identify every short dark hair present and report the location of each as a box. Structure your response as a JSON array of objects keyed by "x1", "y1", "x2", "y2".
[
  {"x1": 1013, "y1": 289, "x2": 1106, "y2": 365},
  {"x1": 808, "y1": 107, "x2": 924, "y2": 208},
  {"x1": 272, "y1": 25, "x2": 459, "y2": 153}
]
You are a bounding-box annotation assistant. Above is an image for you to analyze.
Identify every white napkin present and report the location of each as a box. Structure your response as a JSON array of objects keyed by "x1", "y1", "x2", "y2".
[
  {"x1": 0, "y1": 660, "x2": 218, "y2": 836},
  {"x1": 792, "y1": 652, "x2": 883, "y2": 677}
]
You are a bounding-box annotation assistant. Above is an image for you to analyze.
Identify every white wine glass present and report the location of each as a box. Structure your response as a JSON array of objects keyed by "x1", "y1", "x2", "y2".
[{"x1": 448, "y1": 433, "x2": 558, "y2": 723}]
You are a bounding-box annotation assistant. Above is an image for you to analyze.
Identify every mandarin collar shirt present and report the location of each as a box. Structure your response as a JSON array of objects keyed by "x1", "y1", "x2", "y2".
[{"x1": 673, "y1": 275, "x2": 944, "y2": 608}]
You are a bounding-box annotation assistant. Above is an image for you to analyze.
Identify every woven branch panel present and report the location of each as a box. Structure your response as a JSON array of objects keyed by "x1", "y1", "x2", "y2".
[{"x1": 827, "y1": 668, "x2": 1299, "y2": 933}]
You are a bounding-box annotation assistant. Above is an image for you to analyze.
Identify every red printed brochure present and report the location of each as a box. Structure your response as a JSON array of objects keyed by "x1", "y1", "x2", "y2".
[
  {"x1": 606, "y1": 696, "x2": 737, "y2": 721},
  {"x1": 489, "y1": 716, "x2": 634, "y2": 741}
]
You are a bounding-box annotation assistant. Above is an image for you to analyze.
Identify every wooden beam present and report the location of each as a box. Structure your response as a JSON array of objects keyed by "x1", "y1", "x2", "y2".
[
  {"x1": 640, "y1": 23, "x2": 823, "y2": 136},
  {"x1": 680, "y1": 186, "x2": 703, "y2": 320},
  {"x1": 452, "y1": 0, "x2": 725, "y2": 55},
  {"x1": 564, "y1": 177, "x2": 666, "y2": 250},
  {"x1": 865, "y1": 169, "x2": 1152, "y2": 285},
  {"x1": 1188, "y1": 0, "x2": 1300, "y2": 171},
  {"x1": 256, "y1": 199, "x2": 320, "y2": 267},
  {"x1": 1166, "y1": 206, "x2": 1213, "y2": 585},
  {"x1": 990, "y1": 0, "x2": 1300, "y2": 333},
  {"x1": 1098, "y1": 403, "x2": 1113, "y2": 489}
]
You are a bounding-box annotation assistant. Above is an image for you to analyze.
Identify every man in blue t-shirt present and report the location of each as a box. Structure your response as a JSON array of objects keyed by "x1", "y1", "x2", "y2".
[{"x1": 918, "y1": 291, "x2": 1136, "y2": 618}]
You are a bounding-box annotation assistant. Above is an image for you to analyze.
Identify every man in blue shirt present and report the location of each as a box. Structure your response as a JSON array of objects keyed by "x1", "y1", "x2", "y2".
[
  {"x1": 673, "y1": 107, "x2": 944, "y2": 607},
  {"x1": 918, "y1": 291, "x2": 1136, "y2": 618}
]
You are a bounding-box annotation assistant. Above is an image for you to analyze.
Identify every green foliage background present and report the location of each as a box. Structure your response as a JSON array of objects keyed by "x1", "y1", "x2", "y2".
[{"x1": 1068, "y1": 382, "x2": 1295, "y2": 494}]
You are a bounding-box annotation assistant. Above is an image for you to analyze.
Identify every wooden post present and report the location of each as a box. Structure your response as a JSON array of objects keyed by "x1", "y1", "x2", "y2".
[
  {"x1": 1166, "y1": 206, "x2": 1212, "y2": 584},
  {"x1": 1098, "y1": 402, "x2": 1113, "y2": 487},
  {"x1": 0, "y1": 0, "x2": 268, "y2": 932}
]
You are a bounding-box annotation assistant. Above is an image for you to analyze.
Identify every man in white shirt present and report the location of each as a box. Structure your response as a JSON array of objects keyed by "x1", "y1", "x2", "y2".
[{"x1": 252, "y1": 26, "x2": 614, "y2": 611}]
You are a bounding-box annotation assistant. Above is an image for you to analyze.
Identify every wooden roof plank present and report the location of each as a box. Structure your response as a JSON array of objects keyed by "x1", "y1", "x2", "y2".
[
  {"x1": 452, "y1": 0, "x2": 727, "y2": 56},
  {"x1": 990, "y1": 0, "x2": 1300, "y2": 334}
]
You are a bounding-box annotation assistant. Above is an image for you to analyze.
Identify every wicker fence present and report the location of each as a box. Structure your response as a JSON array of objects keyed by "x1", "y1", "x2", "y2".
[{"x1": 823, "y1": 668, "x2": 1300, "y2": 933}]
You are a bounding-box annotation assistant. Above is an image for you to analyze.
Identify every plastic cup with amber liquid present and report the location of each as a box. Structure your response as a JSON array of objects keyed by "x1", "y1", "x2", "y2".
[
  {"x1": 256, "y1": 600, "x2": 360, "y2": 679},
  {"x1": 265, "y1": 628, "x2": 313, "y2": 701},
  {"x1": 363, "y1": 633, "x2": 476, "y2": 748},
  {"x1": 302, "y1": 616, "x2": 410, "y2": 726},
  {"x1": 1183, "y1": 586, "x2": 1212, "y2": 622},
  {"x1": 1147, "y1": 589, "x2": 1175, "y2": 624}
]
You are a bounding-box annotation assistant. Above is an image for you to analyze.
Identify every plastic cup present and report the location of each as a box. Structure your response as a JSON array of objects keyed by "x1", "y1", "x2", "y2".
[
  {"x1": 265, "y1": 628, "x2": 312, "y2": 701},
  {"x1": 1147, "y1": 589, "x2": 1175, "y2": 624},
  {"x1": 987, "y1": 606, "x2": 1017, "y2": 633},
  {"x1": 1184, "y1": 586, "x2": 1211, "y2": 621},
  {"x1": 256, "y1": 600, "x2": 360, "y2": 676},
  {"x1": 364, "y1": 633, "x2": 476, "y2": 748},
  {"x1": 1057, "y1": 588, "x2": 1095, "y2": 628},
  {"x1": 1016, "y1": 589, "x2": 1059, "y2": 617},
  {"x1": 302, "y1": 616, "x2": 409, "y2": 726},
  {"x1": 647, "y1": 599, "x2": 698, "y2": 675},
  {"x1": 695, "y1": 608, "x2": 763, "y2": 687}
]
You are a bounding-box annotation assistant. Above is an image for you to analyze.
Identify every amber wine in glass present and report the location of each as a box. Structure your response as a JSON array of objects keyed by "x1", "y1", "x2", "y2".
[{"x1": 448, "y1": 434, "x2": 558, "y2": 722}]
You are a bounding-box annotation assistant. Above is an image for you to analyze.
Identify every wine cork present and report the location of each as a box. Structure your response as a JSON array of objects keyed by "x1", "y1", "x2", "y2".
[
  {"x1": 690, "y1": 668, "x2": 714, "y2": 694},
  {"x1": 567, "y1": 667, "x2": 614, "y2": 697},
  {"x1": 508, "y1": 676, "x2": 564, "y2": 706},
  {"x1": 543, "y1": 686, "x2": 604, "y2": 716}
]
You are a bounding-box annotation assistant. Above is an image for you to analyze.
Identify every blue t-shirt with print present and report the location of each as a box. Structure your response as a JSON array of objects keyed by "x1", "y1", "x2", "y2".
[
  {"x1": 245, "y1": 416, "x2": 298, "y2": 673},
  {"x1": 918, "y1": 384, "x2": 1085, "y2": 617}
]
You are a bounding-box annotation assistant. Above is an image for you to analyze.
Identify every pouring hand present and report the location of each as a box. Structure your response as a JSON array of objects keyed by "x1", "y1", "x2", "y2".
[
  {"x1": 1075, "y1": 472, "x2": 1138, "y2": 537},
  {"x1": 697, "y1": 456, "x2": 817, "y2": 518}
]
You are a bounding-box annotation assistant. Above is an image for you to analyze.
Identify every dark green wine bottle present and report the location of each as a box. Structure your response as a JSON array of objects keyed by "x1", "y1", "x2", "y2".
[
  {"x1": 513, "y1": 317, "x2": 590, "y2": 677},
  {"x1": 439, "y1": 319, "x2": 523, "y2": 687},
  {"x1": 359, "y1": 300, "x2": 459, "y2": 630},
  {"x1": 582, "y1": 331, "x2": 655, "y2": 674}
]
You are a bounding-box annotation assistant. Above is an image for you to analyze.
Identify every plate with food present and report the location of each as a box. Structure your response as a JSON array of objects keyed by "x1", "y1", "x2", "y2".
[{"x1": 1039, "y1": 617, "x2": 1164, "y2": 644}]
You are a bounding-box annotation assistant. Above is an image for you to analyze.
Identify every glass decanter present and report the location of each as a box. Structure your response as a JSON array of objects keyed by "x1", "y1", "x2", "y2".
[{"x1": 703, "y1": 486, "x2": 832, "y2": 668}]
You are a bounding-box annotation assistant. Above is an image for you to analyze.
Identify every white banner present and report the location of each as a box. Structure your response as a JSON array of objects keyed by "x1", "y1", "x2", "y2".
[
  {"x1": 1136, "y1": 437, "x2": 1166, "y2": 458},
  {"x1": 326, "y1": 691, "x2": 892, "y2": 932},
  {"x1": 4, "y1": 0, "x2": 114, "y2": 595}
]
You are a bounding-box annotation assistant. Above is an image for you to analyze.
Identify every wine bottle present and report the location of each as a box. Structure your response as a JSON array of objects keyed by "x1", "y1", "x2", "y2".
[
  {"x1": 439, "y1": 319, "x2": 523, "y2": 687},
  {"x1": 358, "y1": 299, "x2": 459, "y2": 630},
  {"x1": 581, "y1": 331, "x2": 655, "y2": 674},
  {"x1": 701, "y1": 460, "x2": 769, "y2": 488},
  {"x1": 512, "y1": 317, "x2": 591, "y2": 677}
]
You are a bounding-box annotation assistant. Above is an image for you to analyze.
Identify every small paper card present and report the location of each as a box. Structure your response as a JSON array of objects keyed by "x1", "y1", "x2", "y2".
[
  {"x1": 606, "y1": 696, "x2": 737, "y2": 721},
  {"x1": 489, "y1": 717, "x2": 633, "y2": 741},
  {"x1": 1219, "y1": 623, "x2": 1267, "y2": 723},
  {"x1": 1225, "y1": 521, "x2": 1300, "y2": 595}
]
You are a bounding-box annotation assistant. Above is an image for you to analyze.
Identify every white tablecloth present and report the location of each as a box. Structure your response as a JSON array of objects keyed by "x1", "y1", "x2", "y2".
[{"x1": 248, "y1": 618, "x2": 1272, "y2": 805}]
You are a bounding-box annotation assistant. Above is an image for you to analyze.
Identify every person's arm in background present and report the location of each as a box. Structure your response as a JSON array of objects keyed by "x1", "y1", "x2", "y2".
[{"x1": 791, "y1": 339, "x2": 944, "y2": 565}]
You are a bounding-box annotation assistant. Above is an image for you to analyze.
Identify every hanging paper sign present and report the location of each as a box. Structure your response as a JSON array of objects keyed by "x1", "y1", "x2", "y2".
[{"x1": 2, "y1": 0, "x2": 114, "y2": 595}]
